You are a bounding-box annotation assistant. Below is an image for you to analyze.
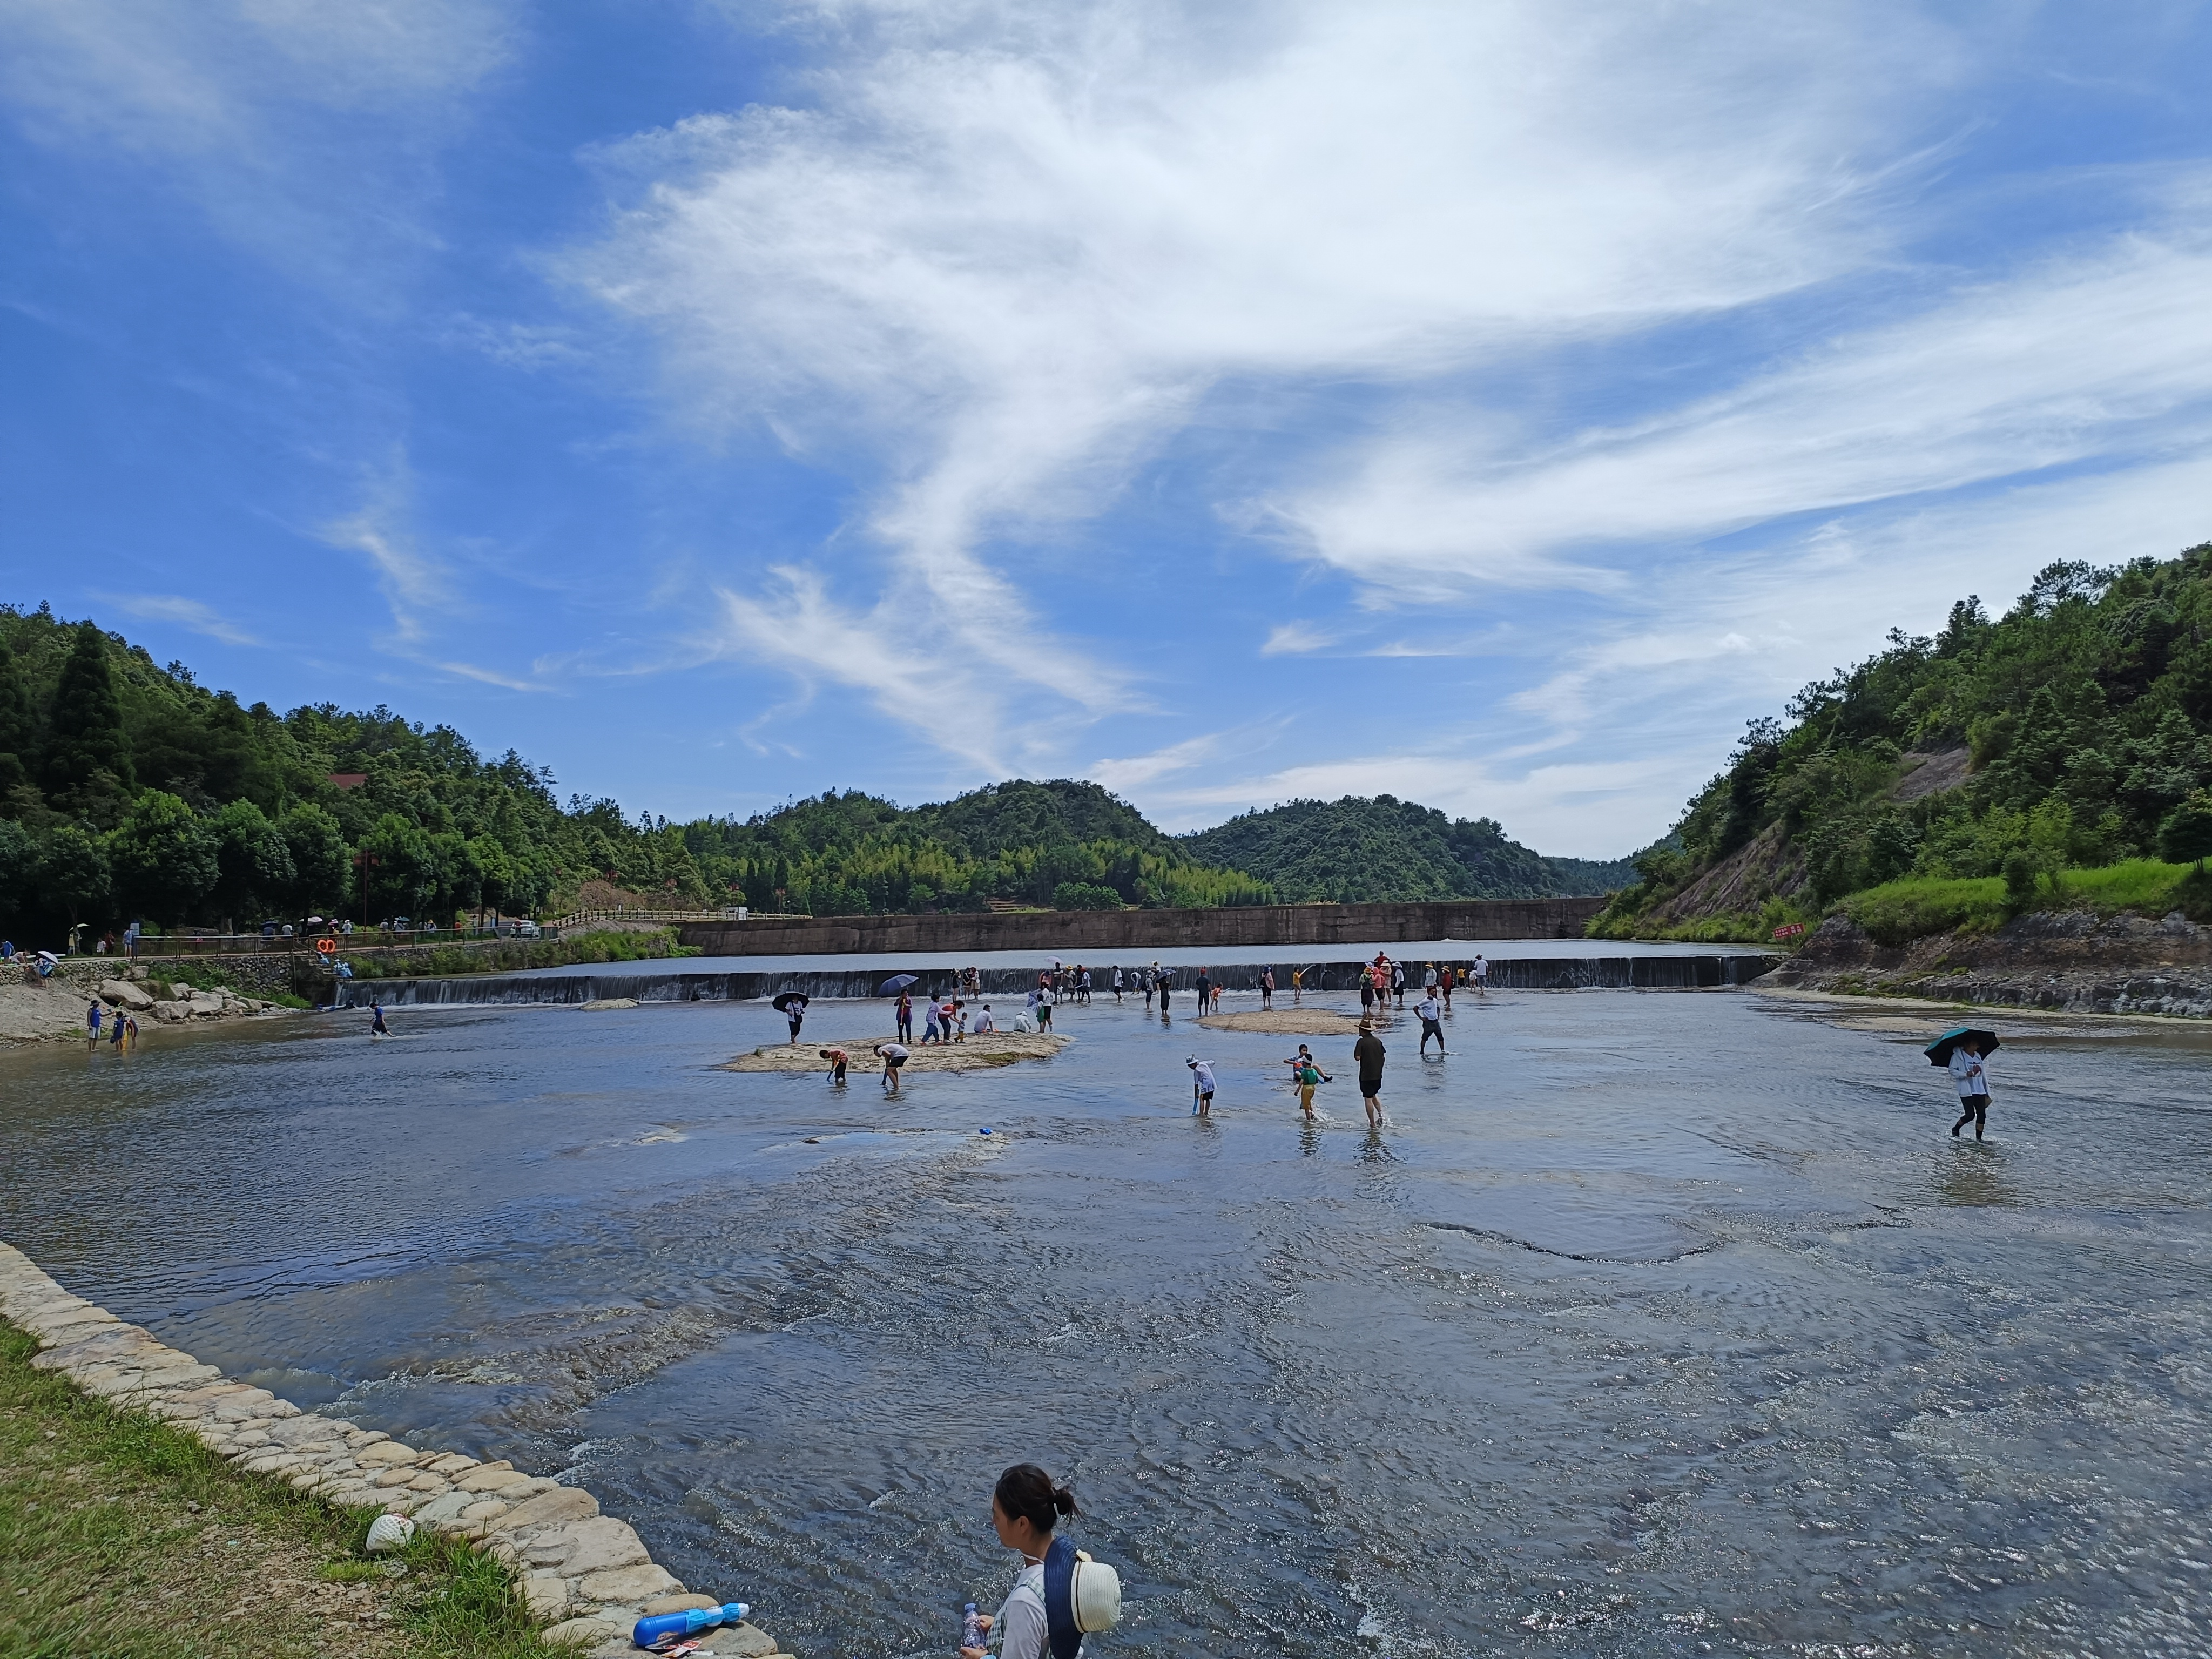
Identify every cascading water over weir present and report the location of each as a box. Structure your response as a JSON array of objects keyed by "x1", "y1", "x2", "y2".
[{"x1": 334, "y1": 953, "x2": 1780, "y2": 1007}]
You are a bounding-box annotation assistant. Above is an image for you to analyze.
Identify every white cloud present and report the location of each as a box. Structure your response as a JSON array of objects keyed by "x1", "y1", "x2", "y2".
[
  {"x1": 1272, "y1": 220, "x2": 2212, "y2": 591},
  {"x1": 1259, "y1": 622, "x2": 1330, "y2": 656},
  {"x1": 1090, "y1": 729, "x2": 1244, "y2": 793},
  {"x1": 0, "y1": 0, "x2": 511, "y2": 284},
  {"x1": 568, "y1": 0, "x2": 1963, "y2": 731},
  {"x1": 110, "y1": 594, "x2": 260, "y2": 646}
]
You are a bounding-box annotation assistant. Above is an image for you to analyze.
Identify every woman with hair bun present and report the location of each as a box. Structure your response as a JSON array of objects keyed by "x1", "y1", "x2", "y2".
[{"x1": 961, "y1": 1463, "x2": 1083, "y2": 1659}]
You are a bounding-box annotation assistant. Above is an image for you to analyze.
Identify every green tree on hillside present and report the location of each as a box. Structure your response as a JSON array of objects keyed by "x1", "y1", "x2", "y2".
[
  {"x1": 109, "y1": 791, "x2": 219, "y2": 927},
  {"x1": 0, "y1": 818, "x2": 35, "y2": 929},
  {"x1": 211, "y1": 798, "x2": 296, "y2": 929},
  {"x1": 42, "y1": 621, "x2": 133, "y2": 818},
  {"x1": 37, "y1": 824, "x2": 112, "y2": 932},
  {"x1": 2157, "y1": 791, "x2": 2212, "y2": 873},
  {"x1": 0, "y1": 632, "x2": 34, "y2": 801},
  {"x1": 277, "y1": 803, "x2": 350, "y2": 915}
]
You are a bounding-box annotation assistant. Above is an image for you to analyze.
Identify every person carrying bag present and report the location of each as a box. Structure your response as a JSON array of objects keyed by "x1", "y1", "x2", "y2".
[{"x1": 963, "y1": 1464, "x2": 1121, "y2": 1659}]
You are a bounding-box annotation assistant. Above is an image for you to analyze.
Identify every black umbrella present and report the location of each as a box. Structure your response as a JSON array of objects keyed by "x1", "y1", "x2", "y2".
[
  {"x1": 772, "y1": 991, "x2": 810, "y2": 1012},
  {"x1": 1924, "y1": 1027, "x2": 1998, "y2": 1067},
  {"x1": 879, "y1": 974, "x2": 919, "y2": 995}
]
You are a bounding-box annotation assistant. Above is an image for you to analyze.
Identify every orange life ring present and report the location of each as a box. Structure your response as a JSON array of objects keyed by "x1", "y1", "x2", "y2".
[{"x1": 315, "y1": 937, "x2": 338, "y2": 955}]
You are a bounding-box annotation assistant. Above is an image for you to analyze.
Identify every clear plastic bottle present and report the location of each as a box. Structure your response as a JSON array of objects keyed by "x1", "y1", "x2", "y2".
[{"x1": 962, "y1": 1600, "x2": 988, "y2": 1651}]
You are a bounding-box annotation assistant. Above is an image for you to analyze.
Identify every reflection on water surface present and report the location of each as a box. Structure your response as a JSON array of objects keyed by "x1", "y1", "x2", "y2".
[{"x1": 4, "y1": 988, "x2": 2210, "y2": 1657}]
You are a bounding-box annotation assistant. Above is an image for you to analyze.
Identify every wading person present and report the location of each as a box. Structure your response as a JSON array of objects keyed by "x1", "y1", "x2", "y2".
[
  {"x1": 1194, "y1": 969, "x2": 1211, "y2": 1013},
  {"x1": 1358, "y1": 977, "x2": 1374, "y2": 1019},
  {"x1": 86, "y1": 999, "x2": 103, "y2": 1049},
  {"x1": 1950, "y1": 1038, "x2": 1992, "y2": 1139},
  {"x1": 1472, "y1": 954, "x2": 1488, "y2": 995},
  {"x1": 1037, "y1": 989, "x2": 1054, "y2": 1033},
  {"x1": 1439, "y1": 964, "x2": 1454, "y2": 1010},
  {"x1": 1112, "y1": 967, "x2": 1124, "y2": 1003},
  {"x1": 1187, "y1": 1056, "x2": 1216, "y2": 1116},
  {"x1": 1158, "y1": 976, "x2": 1171, "y2": 1017},
  {"x1": 1294, "y1": 1054, "x2": 1329, "y2": 1116},
  {"x1": 896, "y1": 992, "x2": 913, "y2": 1042},
  {"x1": 820, "y1": 1047, "x2": 848, "y2": 1084},
  {"x1": 1260, "y1": 967, "x2": 1274, "y2": 1010},
  {"x1": 1353, "y1": 1021, "x2": 1386, "y2": 1127},
  {"x1": 370, "y1": 1002, "x2": 389, "y2": 1037},
  {"x1": 875, "y1": 1040, "x2": 908, "y2": 1092},
  {"x1": 959, "y1": 1465, "x2": 1084, "y2": 1659},
  {"x1": 1416, "y1": 992, "x2": 1445, "y2": 1056},
  {"x1": 787, "y1": 1000, "x2": 806, "y2": 1046},
  {"x1": 1291, "y1": 967, "x2": 1304, "y2": 1006}
]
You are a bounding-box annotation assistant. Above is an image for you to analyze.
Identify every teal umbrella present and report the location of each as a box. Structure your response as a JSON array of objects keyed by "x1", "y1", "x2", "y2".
[{"x1": 1924, "y1": 1027, "x2": 1998, "y2": 1066}]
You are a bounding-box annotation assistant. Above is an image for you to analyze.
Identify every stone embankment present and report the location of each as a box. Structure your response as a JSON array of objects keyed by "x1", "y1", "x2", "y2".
[
  {"x1": 0, "y1": 962, "x2": 294, "y2": 1044},
  {"x1": 1765, "y1": 908, "x2": 2212, "y2": 1017},
  {"x1": 0, "y1": 1241, "x2": 786, "y2": 1657}
]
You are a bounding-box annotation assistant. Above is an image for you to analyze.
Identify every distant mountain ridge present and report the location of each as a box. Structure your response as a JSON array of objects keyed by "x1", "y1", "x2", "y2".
[
  {"x1": 0, "y1": 599, "x2": 1635, "y2": 944},
  {"x1": 1181, "y1": 795, "x2": 1637, "y2": 902}
]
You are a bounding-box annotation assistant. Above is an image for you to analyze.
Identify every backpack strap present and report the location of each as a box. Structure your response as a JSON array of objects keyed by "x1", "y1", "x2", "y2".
[{"x1": 1042, "y1": 1536, "x2": 1081, "y2": 1659}]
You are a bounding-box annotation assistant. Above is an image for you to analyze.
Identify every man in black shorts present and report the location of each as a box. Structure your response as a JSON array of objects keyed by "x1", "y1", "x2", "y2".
[{"x1": 1353, "y1": 1022, "x2": 1386, "y2": 1126}]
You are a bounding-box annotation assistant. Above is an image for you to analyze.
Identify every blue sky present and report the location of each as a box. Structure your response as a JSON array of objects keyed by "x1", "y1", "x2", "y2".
[{"x1": 4, "y1": 1, "x2": 2211, "y2": 858}]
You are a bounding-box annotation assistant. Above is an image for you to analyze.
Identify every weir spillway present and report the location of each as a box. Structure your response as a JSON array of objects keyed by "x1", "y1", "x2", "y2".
[{"x1": 334, "y1": 953, "x2": 1780, "y2": 1008}]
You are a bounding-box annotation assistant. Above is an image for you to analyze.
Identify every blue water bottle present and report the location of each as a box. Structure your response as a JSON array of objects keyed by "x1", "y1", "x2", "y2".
[
  {"x1": 632, "y1": 1602, "x2": 748, "y2": 1648},
  {"x1": 962, "y1": 1601, "x2": 987, "y2": 1650}
]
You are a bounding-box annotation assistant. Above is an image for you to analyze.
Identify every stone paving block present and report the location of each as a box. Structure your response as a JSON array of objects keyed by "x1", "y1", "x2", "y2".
[
  {"x1": 517, "y1": 1515, "x2": 646, "y2": 1575},
  {"x1": 643, "y1": 1594, "x2": 721, "y2": 1616},
  {"x1": 578, "y1": 1563, "x2": 679, "y2": 1603},
  {"x1": 487, "y1": 1485, "x2": 600, "y2": 1535},
  {"x1": 459, "y1": 1467, "x2": 533, "y2": 1495},
  {"x1": 542, "y1": 1614, "x2": 628, "y2": 1647},
  {"x1": 356, "y1": 1440, "x2": 422, "y2": 1466},
  {"x1": 523, "y1": 1575, "x2": 574, "y2": 1621}
]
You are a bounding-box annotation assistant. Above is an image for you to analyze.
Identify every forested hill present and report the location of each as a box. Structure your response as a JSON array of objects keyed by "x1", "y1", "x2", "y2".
[
  {"x1": 0, "y1": 601, "x2": 1631, "y2": 943},
  {"x1": 1182, "y1": 796, "x2": 1638, "y2": 901},
  {"x1": 1593, "y1": 545, "x2": 2212, "y2": 939}
]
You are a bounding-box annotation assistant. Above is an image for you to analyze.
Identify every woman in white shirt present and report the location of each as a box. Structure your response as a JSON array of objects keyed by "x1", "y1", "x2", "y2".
[
  {"x1": 1949, "y1": 1039, "x2": 1992, "y2": 1139},
  {"x1": 961, "y1": 1465, "x2": 1082, "y2": 1659}
]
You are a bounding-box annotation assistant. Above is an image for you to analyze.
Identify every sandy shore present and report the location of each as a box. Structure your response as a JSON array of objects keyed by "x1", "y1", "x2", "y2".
[
  {"x1": 721, "y1": 1030, "x2": 1073, "y2": 1072},
  {"x1": 1195, "y1": 1007, "x2": 1388, "y2": 1035}
]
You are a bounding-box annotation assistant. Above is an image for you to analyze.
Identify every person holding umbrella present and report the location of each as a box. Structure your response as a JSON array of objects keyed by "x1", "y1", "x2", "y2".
[
  {"x1": 1927, "y1": 1027, "x2": 1998, "y2": 1139},
  {"x1": 775, "y1": 990, "x2": 809, "y2": 1044}
]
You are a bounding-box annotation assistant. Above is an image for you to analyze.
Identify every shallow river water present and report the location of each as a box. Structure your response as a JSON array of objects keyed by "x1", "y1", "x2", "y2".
[{"x1": 4, "y1": 986, "x2": 2211, "y2": 1658}]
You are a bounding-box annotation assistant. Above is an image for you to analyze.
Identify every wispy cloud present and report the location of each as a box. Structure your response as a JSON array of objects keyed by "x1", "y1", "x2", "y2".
[
  {"x1": 567, "y1": 0, "x2": 1959, "y2": 756},
  {"x1": 1260, "y1": 622, "x2": 1331, "y2": 656},
  {"x1": 110, "y1": 593, "x2": 260, "y2": 646},
  {"x1": 318, "y1": 460, "x2": 547, "y2": 692},
  {"x1": 1271, "y1": 213, "x2": 2212, "y2": 594},
  {"x1": 0, "y1": 0, "x2": 512, "y2": 286}
]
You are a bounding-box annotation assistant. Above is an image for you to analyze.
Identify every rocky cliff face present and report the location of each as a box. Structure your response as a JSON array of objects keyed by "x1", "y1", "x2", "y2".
[{"x1": 1765, "y1": 908, "x2": 2212, "y2": 1017}]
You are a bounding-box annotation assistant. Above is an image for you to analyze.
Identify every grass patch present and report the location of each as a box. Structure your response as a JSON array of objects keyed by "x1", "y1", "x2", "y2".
[
  {"x1": 2050, "y1": 858, "x2": 2212, "y2": 918},
  {"x1": 1837, "y1": 860, "x2": 2212, "y2": 947},
  {"x1": 1836, "y1": 875, "x2": 2009, "y2": 947},
  {"x1": 352, "y1": 928, "x2": 702, "y2": 981},
  {"x1": 0, "y1": 1318, "x2": 566, "y2": 1659}
]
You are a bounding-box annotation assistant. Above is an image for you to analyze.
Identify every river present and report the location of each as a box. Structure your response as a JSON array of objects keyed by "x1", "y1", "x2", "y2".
[{"x1": 4, "y1": 983, "x2": 2209, "y2": 1656}]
